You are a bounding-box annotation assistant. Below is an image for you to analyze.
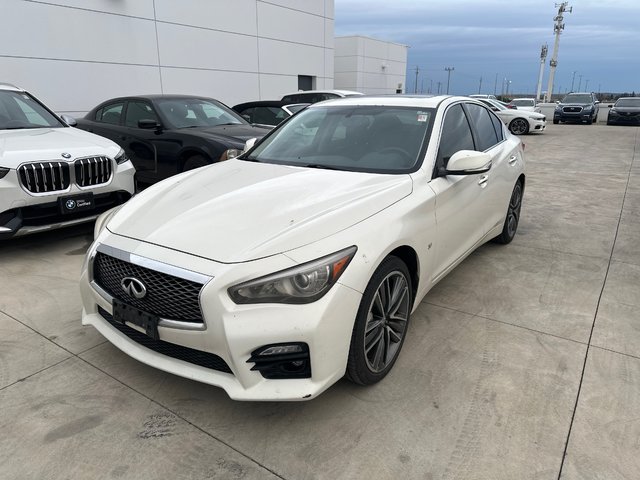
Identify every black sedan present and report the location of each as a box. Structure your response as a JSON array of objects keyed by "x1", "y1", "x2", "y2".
[
  {"x1": 76, "y1": 95, "x2": 271, "y2": 187},
  {"x1": 607, "y1": 97, "x2": 640, "y2": 126},
  {"x1": 232, "y1": 100, "x2": 308, "y2": 127}
]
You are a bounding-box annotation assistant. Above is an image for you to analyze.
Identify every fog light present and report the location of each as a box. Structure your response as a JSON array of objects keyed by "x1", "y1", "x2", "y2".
[{"x1": 248, "y1": 343, "x2": 311, "y2": 379}]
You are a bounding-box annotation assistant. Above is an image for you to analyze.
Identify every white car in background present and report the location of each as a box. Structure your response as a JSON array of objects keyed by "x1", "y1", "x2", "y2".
[
  {"x1": 476, "y1": 97, "x2": 546, "y2": 135},
  {"x1": 0, "y1": 83, "x2": 135, "y2": 239},
  {"x1": 508, "y1": 98, "x2": 542, "y2": 113},
  {"x1": 80, "y1": 95, "x2": 525, "y2": 401},
  {"x1": 280, "y1": 89, "x2": 363, "y2": 104}
]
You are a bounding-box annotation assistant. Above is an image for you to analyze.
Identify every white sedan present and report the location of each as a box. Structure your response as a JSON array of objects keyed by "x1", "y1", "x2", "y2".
[
  {"x1": 508, "y1": 98, "x2": 542, "y2": 113},
  {"x1": 476, "y1": 97, "x2": 546, "y2": 135},
  {"x1": 80, "y1": 96, "x2": 525, "y2": 401}
]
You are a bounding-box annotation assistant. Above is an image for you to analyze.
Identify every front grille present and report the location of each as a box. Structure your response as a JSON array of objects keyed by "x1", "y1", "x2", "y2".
[
  {"x1": 75, "y1": 156, "x2": 112, "y2": 187},
  {"x1": 18, "y1": 162, "x2": 70, "y2": 193},
  {"x1": 98, "y1": 307, "x2": 232, "y2": 374},
  {"x1": 93, "y1": 252, "x2": 205, "y2": 323},
  {"x1": 563, "y1": 106, "x2": 583, "y2": 113}
]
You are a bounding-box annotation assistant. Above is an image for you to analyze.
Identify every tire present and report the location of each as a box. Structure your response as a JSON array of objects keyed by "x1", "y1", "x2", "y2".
[
  {"x1": 182, "y1": 154, "x2": 209, "y2": 171},
  {"x1": 593, "y1": 115, "x2": 598, "y2": 123},
  {"x1": 585, "y1": 117, "x2": 593, "y2": 125},
  {"x1": 607, "y1": 120, "x2": 613, "y2": 126},
  {"x1": 509, "y1": 118, "x2": 530, "y2": 135},
  {"x1": 346, "y1": 256, "x2": 413, "y2": 386},
  {"x1": 493, "y1": 180, "x2": 523, "y2": 245},
  {"x1": 553, "y1": 119, "x2": 559, "y2": 125}
]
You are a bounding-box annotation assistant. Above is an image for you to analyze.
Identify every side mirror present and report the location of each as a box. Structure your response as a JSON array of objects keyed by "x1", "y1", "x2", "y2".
[
  {"x1": 445, "y1": 150, "x2": 492, "y2": 175},
  {"x1": 60, "y1": 114, "x2": 77, "y2": 127},
  {"x1": 608, "y1": 104, "x2": 614, "y2": 108},
  {"x1": 595, "y1": 100, "x2": 600, "y2": 104},
  {"x1": 243, "y1": 137, "x2": 258, "y2": 153},
  {"x1": 138, "y1": 119, "x2": 161, "y2": 130}
]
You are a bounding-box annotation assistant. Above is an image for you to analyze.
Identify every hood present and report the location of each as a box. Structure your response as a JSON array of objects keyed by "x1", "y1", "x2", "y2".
[
  {"x1": 107, "y1": 160, "x2": 413, "y2": 263},
  {"x1": 612, "y1": 106, "x2": 640, "y2": 112},
  {"x1": 187, "y1": 124, "x2": 271, "y2": 147},
  {"x1": 0, "y1": 127, "x2": 120, "y2": 167}
]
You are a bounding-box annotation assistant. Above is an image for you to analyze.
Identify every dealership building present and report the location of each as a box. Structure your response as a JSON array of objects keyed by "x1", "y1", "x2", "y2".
[{"x1": 1, "y1": 0, "x2": 407, "y2": 116}]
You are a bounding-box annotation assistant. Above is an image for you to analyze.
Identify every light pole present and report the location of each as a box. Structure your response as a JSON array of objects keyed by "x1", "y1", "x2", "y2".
[
  {"x1": 536, "y1": 44, "x2": 548, "y2": 101},
  {"x1": 570, "y1": 70, "x2": 577, "y2": 92},
  {"x1": 444, "y1": 67, "x2": 455, "y2": 94},
  {"x1": 578, "y1": 74, "x2": 583, "y2": 91},
  {"x1": 585, "y1": 79, "x2": 590, "y2": 91},
  {"x1": 544, "y1": 2, "x2": 572, "y2": 102},
  {"x1": 414, "y1": 66, "x2": 420, "y2": 94}
]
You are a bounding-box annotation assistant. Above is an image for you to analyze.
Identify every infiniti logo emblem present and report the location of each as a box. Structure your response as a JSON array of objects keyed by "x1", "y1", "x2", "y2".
[{"x1": 121, "y1": 277, "x2": 147, "y2": 299}]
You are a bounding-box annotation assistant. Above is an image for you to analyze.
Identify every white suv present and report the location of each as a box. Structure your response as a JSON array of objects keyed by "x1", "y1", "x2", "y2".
[{"x1": 0, "y1": 83, "x2": 135, "y2": 239}]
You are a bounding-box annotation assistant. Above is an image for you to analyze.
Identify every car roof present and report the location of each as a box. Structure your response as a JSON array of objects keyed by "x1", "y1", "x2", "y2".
[
  {"x1": 233, "y1": 100, "x2": 293, "y2": 109},
  {"x1": 512, "y1": 98, "x2": 535, "y2": 101},
  {"x1": 0, "y1": 82, "x2": 23, "y2": 92},
  {"x1": 95, "y1": 94, "x2": 222, "y2": 104},
  {"x1": 306, "y1": 94, "x2": 458, "y2": 109},
  {"x1": 281, "y1": 89, "x2": 364, "y2": 98}
]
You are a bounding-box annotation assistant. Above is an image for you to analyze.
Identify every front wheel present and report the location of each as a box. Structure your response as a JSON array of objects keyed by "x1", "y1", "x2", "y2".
[
  {"x1": 182, "y1": 154, "x2": 209, "y2": 171},
  {"x1": 493, "y1": 180, "x2": 523, "y2": 245},
  {"x1": 509, "y1": 118, "x2": 530, "y2": 135},
  {"x1": 346, "y1": 256, "x2": 412, "y2": 385}
]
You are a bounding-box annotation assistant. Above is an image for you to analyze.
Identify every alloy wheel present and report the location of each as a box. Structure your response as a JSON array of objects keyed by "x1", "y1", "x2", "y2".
[
  {"x1": 506, "y1": 182, "x2": 523, "y2": 238},
  {"x1": 510, "y1": 118, "x2": 529, "y2": 135},
  {"x1": 363, "y1": 271, "x2": 410, "y2": 373}
]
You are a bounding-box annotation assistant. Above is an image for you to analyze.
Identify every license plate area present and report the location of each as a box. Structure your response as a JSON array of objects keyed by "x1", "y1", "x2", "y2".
[
  {"x1": 112, "y1": 299, "x2": 159, "y2": 340},
  {"x1": 59, "y1": 192, "x2": 94, "y2": 214}
]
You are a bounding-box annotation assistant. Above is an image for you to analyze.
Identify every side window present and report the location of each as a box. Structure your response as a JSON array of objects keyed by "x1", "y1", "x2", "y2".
[
  {"x1": 97, "y1": 102, "x2": 124, "y2": 125},
  {"x1": 490, "y1": 112, "x2": 504, "y2": 142},
  {"x1": 436, "y1": 104, "x2": 475, "y2": 170},
  {"x1": 125, "y1": 101, "x2": 158, "y2": 128},
  {"x1": 465, "y1": 103, "x2": 499, "y2": 151}
]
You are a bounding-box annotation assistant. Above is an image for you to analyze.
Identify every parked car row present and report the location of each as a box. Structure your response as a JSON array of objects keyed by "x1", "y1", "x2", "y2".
[{"x1": 473, "y1": 97, "x2": 547, "y2": 135}]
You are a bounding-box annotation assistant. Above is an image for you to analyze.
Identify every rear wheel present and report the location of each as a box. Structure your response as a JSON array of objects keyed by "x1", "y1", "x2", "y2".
[
  {"x1": 493, "y1": 180, "x2": 523, "y2": 245},
  {"x1": 346, "y1": 256, "x2": 412, "y2": 385},
  {"x1": 509, "y1": 118, "x2": 529, "y2": 135},
  {"x1": 553, "y1": 119, "x2": 559, "y2": 125}
]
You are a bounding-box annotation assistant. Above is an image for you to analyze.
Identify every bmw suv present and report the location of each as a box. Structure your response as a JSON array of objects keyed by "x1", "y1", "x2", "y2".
[
  {"x1": 0, "y1": 83, "x2": 135, "y2": 239},
  {"x1": 553, "y1": 92, "x2": 600, "y2": 124}
]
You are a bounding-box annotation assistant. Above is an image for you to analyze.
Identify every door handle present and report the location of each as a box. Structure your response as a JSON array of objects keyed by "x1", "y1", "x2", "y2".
[
  {"x1": 508, "y1": 155, "x2": 518, "y2": 165},
  {"x1": 478, "y1": 175, "x2": 489, "y2": 187}
]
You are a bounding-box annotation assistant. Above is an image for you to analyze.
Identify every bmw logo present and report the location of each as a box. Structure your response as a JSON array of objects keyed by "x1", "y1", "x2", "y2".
[
  {"x1": 61, "y1": 152, "x2": 71, "y2": 159},
  {"x1": 65, "y1": 199, "x2": 76, "y2": 210}
]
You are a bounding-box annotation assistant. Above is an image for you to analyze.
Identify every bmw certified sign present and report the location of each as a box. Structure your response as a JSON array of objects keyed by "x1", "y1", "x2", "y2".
[
  {"x1": 65, "y1": 199, "x2": 76, "y2": 210},
  {"x1": 61, "y1": 152, "x2": 71, "y2": 159},
  {"x1": 121, "y1": 277, "x2": 147, "y2": 299}
]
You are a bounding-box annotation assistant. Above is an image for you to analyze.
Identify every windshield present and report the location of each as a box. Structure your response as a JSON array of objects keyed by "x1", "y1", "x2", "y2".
[
  {"x1": 285, "y1": 104, "x2": 309, "y2": 114},
  {"x1": 0, "y1": 90, "x2": 64, "y2": 130},
  {"x1": 481, "y1": 99, "x2": 506, "y2": 111},
  {"x1": 615, "y1": 98, "x2": 640, "y2": 107},
  {"x1": 156, "y1": 98, "x2": 247, "y2": 129},
  {"x1": 512, "y1": 99, "x2": 534, "y2": 107},
  {"x1": 244, "y1": 105, "x2": 433, "y2": 173},
  {"x1": 561, "y1": 94, "x2": 593, "y2": 104}
]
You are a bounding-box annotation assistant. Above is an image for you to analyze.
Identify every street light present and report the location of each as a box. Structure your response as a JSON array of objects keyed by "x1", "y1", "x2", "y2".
[{"x1": 444, "y1": 67, "x2": 455, "y2": 94}]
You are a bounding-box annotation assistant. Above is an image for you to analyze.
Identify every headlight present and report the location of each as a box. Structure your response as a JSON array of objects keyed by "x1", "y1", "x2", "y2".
[
  {"x1": 583, "y1": 105, "x2": 593, "y2": 111},
  {"x1": 0, "y1": 167, "x2": 9, "y2": 179},
  {"x1": 220, "y1": 149, "x2": 241, "y2": 161},
  {"x1": 228, "y1": 246, "x2": 357, "y2": 304},
  {"x1": 93, "y1": 205, "x2": 123, "y2": 238},
  {"x1": 610, "y1": 108, "x2": 617, "y2": 113},
  {"x1": 114, "y1": 148, "x2": 130, "y2": 164}
]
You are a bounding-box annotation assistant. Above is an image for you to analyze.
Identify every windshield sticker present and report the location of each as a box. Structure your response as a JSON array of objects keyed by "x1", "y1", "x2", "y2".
[{"x1": 417, "y1": 113, "x2": 428, "y2": 122}]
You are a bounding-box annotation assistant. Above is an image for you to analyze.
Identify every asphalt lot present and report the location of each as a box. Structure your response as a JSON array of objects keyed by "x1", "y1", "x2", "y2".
[{"x1": 1, "y1": 122, "x2": 638, "y2": 479}]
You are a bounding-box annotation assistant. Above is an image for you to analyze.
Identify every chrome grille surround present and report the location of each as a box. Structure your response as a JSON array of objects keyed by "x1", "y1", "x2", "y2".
[
  {"x1": 75, "y1": 156, "x2": 113, "y2": 188},
  {"x1": 562, "y1": 106, "x2": 583, "y2": 113},
  {"x1": 18, "y1": 161, "x2": 71, "y2": 194},
  {"x1": 91, "y1": 245, "x2": 211, "y2": 329}
]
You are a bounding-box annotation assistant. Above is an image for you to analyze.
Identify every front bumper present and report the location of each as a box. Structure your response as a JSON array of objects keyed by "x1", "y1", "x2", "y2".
[
  {"x1": 80, "y1": 235, "x2": 363, "y2": 401},
  {"x1": 530, "y1": 118, "x2": 546, "y2": 132},
  {"x1": 553, "y1": 109, "x2": 595, "y2": 123},
  {"x1": 607, "y1": 113, "x2": 640, "y2": 125}
]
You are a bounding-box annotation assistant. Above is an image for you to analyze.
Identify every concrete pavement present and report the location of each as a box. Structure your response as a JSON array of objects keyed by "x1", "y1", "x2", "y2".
[{"x1": 0, "y1": 122, "x2": 638, "y2": 479}]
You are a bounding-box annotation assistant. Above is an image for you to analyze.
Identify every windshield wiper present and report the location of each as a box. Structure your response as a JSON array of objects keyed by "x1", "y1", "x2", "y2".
[{"x1": 302, "y1": 164, "x2": 345, "y2": 171}]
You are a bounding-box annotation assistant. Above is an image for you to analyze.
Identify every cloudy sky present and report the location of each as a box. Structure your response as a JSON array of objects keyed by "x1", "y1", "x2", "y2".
[{"x1": 334, "y1": 0, "x2": 640, "y2": 96}]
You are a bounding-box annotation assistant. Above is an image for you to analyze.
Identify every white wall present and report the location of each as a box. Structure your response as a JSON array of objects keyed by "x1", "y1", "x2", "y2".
[
  {"x1": 0, "y1": 0, "x2": 334, "y2": 116},
  {"x1": 334, "y1": 36, "x2": 407, "y2": 95}
]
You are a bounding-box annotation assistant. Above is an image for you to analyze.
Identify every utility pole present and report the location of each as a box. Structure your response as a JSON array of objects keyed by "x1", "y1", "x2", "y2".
[
  {"x1": 535, "y1": 44, "x2": 548, "y2": 101},
  {"x1": 571, "y1": 70, "x2": 577, "y2": 92},
  {"x1": 578, "y1": 74, "x2": 583, "y2": 91},
  {"x1": 544, "y1": 2, "x2": 572, "y2": 102},
  {"x1": 444, "y1": 67, "x2": 455, "y2": 94},
  {"x1": 585, "y1": 79, "x2": 590, "y2": 91},
  {"x1": 429, "y1": 79, "x2": 433, "y2": 94},
  {"x1": 494, "y1": 73, "x2": 498, "y2": 95},
  {"x1": 414, "y1": 66, "x2": 420, "y2": 94},
  {"x1": 437, "y1": 81, "x2": 442, "y2": 95},
  {"x1": 478, "y1": 76, "x2": 483, "y2": 94}
]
